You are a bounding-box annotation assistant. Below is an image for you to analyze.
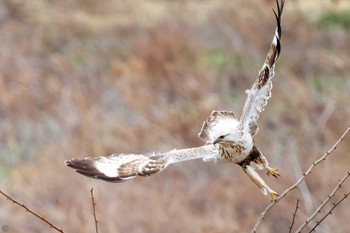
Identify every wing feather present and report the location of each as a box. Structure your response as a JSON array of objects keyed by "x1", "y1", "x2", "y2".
[
  {"x1": 65, "y1": 145, "x2": 219, "y2": 182},
  {"x1": 239, "y1": 0, "x2": 285, "y2": 136}
]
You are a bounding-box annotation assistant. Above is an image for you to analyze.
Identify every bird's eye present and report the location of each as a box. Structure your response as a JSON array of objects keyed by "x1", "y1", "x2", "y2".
[{"x1": 219, "y1": 135, "x2": 225, "y2": 139}]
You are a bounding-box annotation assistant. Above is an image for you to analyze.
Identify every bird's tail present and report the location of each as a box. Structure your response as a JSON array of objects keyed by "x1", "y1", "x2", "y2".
[{"x1": 65, "y1": 153, "x2": 168, "y2": 183}]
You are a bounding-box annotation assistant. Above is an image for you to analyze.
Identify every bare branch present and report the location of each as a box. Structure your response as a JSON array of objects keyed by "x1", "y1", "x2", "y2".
[
  {"x1": 288, "y1": 199, "x2": 300, "y2": 233},
  {"x1": 90, "y1": 188, "x2": 99, "y2": 233},
  {"x1": 0, "y1": 190, "x2": 64, "y2": 233},
  {"x1": 308, "y1": 191, "x2": 350, "y2": 233},
  {"x1": 295, "y1": 171, "x2": 350, "y2": 232},
  {"x1": 251, "y1": 126, "x2": 350, "y2": 233}
]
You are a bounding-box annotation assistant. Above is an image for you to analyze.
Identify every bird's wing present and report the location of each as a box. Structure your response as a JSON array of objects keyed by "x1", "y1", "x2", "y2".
[
  {"x1": 160, "y1": 144, "x2": 219, "y2": 164},
  {"x1": 65, "y1": 145, "x2": 218, "y2": 183},
  {"x1": 239, "y1": 0, "x2": 284, "y2": 136}
]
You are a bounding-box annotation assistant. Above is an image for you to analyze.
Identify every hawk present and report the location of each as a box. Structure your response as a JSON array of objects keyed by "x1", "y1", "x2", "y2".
[{"x1": 65, "y1": 0, "x2": 285, "y2": 201}]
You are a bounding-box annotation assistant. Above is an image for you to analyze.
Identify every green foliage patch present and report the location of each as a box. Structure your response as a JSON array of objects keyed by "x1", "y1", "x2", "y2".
[{"x1": 319, "y1": 10, "x2": 350, "y2": 31}]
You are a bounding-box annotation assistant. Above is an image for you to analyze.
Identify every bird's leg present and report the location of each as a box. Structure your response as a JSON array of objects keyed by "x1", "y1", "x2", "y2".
[
  {"x1": 255, "y1": 149, "x2": 280, "y2": 178},
  {"x1": 243, "y1": 165, "x2": 278, "y2": 201}
]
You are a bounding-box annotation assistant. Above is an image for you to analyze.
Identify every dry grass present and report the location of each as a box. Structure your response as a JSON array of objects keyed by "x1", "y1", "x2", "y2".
[{"x1": 0, "y1": 0, "x2": 350, "y2": 232}]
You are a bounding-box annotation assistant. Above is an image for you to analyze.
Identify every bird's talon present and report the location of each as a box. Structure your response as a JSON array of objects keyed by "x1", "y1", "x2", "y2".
[
  {"x1": 267, "y1": 168, "x2": 280, "y2": 178},
  {"x1": 270, "y1": 191, "x2": 279, "y2": 201}
]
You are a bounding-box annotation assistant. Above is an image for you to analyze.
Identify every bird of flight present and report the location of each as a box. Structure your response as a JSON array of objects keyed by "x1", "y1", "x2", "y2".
[{"x1": 66, "y1": 0, "x2": 285, "y2": 201}]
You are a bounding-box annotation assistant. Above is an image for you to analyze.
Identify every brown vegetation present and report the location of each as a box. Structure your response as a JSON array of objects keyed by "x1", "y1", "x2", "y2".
[{"x1": 0, "y1": 0, "x2": 349, "y2": 232}]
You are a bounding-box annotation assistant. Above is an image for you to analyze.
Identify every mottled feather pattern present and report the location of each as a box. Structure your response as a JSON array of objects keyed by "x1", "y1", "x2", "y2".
[
  {"x1": 65, "y1": 153, "x2": 167, "y2": 182},
  {"x1": 257, "y1": 67, "x2": 270, "y2": 88},
  {"x1": 65, "y1": 145, "x2": 219, "y2": 182},
  {"x1": 219, "y1": 143, "x2": 246, "y2": 162},
  {"x1": 239, "y1": 0, "x2": 284, "y2": 136},
  {"x1": 65, "y1": 158, "x2": 129, "y2": 182}
]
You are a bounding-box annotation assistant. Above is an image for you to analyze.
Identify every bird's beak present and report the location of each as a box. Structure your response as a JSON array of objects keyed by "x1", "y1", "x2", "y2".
[{"x1": 213, "y1": 139, "x2": 220, "y2": 145}]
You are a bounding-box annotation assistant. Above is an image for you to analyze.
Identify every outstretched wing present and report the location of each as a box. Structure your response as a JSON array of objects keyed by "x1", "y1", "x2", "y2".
[
  {"x1": 65, "y1": 153, "x2": 163, "y2": 183},
  {"x1": 239, "y1": 0, "x2": 284, "y2": 136},
  {"x1": 65, "y1": 145, "x2": 218, "y2": 183}
]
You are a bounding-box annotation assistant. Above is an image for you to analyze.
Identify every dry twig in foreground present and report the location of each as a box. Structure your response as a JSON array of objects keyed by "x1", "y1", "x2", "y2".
[
  {"x1": 288, "y1": 199, "x2": 300, "y2": 233},
  {"x1": 90, "y1": 188, "x2": 99, "y2": 233},
  {"x1": 295, "y1": 171, "x2": 350, "y2": 232},
  {"x1": 0, "y1": 190, "x2": 64, "y2": 233},
  {"x1": 307, "y1": 191, "x2": 350, "y2": 233},
  {"x1": 251, "y1": 126, "x2": 350, "y2": 233}
]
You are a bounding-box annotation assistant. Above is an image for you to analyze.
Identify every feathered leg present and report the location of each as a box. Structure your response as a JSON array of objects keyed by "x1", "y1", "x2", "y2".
[
  {"x1": 253, "y1": 147, "x2": 280, "y2": 178},
  {"x1": 243, "y1": 165, "x2": 278, "y2": 201}
]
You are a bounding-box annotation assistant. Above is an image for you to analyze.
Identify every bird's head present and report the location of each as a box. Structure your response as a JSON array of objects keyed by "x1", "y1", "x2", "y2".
[
  {"x1": 213, "y1": 133, "x2": 237, "y2": 145},
  {"x1": 198, "y1": 111, "x2": 240, "y2": 145},
  {"x1": 208, "y1": 115, "x2": 239, "y2": 145}
]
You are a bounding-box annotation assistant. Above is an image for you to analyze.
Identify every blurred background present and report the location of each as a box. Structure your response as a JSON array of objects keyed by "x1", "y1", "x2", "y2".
[{"x1": 0, "y1": 0, "x2": 349, "y2": 232}]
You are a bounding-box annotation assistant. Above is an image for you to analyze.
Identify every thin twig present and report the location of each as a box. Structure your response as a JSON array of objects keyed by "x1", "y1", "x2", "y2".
[
  {"x1": 307, "y1": 191, "x2": 350, "y2": 233},
  {"x1": 295, "y1": 171, "x2": 350, "y2": 232},
  {"x1": 288, "y1": 199, "x2": 300, "y2": 233},
  {"x1": 90, "y1": 188, "x2": 99, "y2": 233},
  {"x1": 0, "y1": 190, "x2": 64, "y2": 233},
  {"x1": 251, "y1": 127, "x2": 350, "y2": 233}
]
